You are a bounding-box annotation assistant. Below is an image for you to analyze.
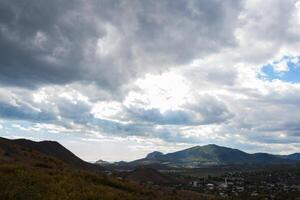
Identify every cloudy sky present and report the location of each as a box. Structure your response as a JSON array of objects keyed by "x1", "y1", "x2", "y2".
[{"x1": 1, "y1": 0, "x2": 300, "y2": 162}]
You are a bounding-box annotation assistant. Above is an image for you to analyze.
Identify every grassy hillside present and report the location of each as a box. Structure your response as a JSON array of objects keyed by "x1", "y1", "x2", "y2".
[{"x1": 0, "y1": 163, "x2": 218, "y2": 200}]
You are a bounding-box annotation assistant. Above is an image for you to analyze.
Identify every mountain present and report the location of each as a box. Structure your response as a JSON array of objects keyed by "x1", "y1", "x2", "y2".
[
  {"x1": 146, "y1": 151, "x2": 164, "y2": 159},
  {"x1": 126, "y1": 144, "x2": 299, "y2": 168},
  {"x1": 0, "y1": 137, "x2": 100, "y2": 171},
  {"x1": 95, "y1": 159, "x2": 110, "y2": 166},
  {"x1": 285, "y1": 153, "x2": 300, "y2": 161}
]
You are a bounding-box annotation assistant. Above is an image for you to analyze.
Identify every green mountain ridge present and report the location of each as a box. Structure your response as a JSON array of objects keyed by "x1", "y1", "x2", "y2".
[{"x1": 127, "y1": 144, "x2": 300, "y2": 168}]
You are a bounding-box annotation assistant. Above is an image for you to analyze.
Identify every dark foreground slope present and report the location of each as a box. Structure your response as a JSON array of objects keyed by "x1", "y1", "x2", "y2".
[
  {"x1": 0, "y1": 137, "x2": 99, "y2": 171},
  {"x1": 0, "y1": 137, "x2": 217, "y2": 200}
]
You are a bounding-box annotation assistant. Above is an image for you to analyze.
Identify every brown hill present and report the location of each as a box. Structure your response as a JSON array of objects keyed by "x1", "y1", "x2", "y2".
[{"x1": 0, "y1": 137, "x2": 100, "y2": 171}]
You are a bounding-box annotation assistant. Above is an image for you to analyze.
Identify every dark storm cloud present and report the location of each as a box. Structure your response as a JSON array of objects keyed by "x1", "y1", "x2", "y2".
[
  {"x1": 0, "y1": 0, "x2": 99, "y2": 88},
  {"x1": 0, "y1": 0, "x2": 243, "y2": 90}
]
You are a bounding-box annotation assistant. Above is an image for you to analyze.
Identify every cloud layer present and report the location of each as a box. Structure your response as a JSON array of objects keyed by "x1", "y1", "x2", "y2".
[
  {"x1": 1, "y1": 0, "x2": 300, "y2": 161},
  {"x1": 0, "y1": 0, "x2": 242, "y2": 91}
]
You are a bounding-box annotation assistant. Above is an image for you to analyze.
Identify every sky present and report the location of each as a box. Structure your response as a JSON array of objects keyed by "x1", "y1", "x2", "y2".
[{"x1": 1, "y1": 0, "x2": 300, "y2": 162}]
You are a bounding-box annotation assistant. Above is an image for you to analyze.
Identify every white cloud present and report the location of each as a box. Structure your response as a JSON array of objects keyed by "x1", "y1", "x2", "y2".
[
  {"x1": 124, "y1": 72, "x2": 191, "y2": 112},
  {"x1": 91, "y1": 101, "x2": 124, "y2": 122},
  {"x1": 273, "y1": 60, "x2": 289, "y2": 73}
]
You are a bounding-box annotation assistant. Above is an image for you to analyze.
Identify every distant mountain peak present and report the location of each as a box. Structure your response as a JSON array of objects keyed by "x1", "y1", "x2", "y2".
[
  {"x1": 188, "y1": 144, "x2": 226, "y2": 150},
  {"x1": 95, "y1": 159, "x2": 110, "y2": 166},
  {"x1": 146, "y1": 151, "x2": 164, "y2": 159},
  {"x1": 203, "y1": 144, "x2": 220, "y2": 147},
  {"x1": 204, "y1": 144, "x2": 217, "y2": 146},
  {"x1": 183, "y1": 144, "x2": 233, "y2": 153}
]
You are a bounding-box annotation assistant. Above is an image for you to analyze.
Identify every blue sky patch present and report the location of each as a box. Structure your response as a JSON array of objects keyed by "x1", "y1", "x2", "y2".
[{"x1": 259, "y1": 56, "x2": 300, "y2": 83}]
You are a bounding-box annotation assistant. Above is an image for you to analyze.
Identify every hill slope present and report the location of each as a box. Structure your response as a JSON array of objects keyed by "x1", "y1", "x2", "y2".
[
  {"x1": 285, "y1": 153, "x2": 300, "y2": 161},
  {"x1": 0, "y1": 137, "x2": 100, "y2": 170}
]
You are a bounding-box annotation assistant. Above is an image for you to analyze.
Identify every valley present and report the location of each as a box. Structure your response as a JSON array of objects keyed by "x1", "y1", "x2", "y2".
[{"x1": 1, "y1": 136, "x2": 300, "y2": 200}]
